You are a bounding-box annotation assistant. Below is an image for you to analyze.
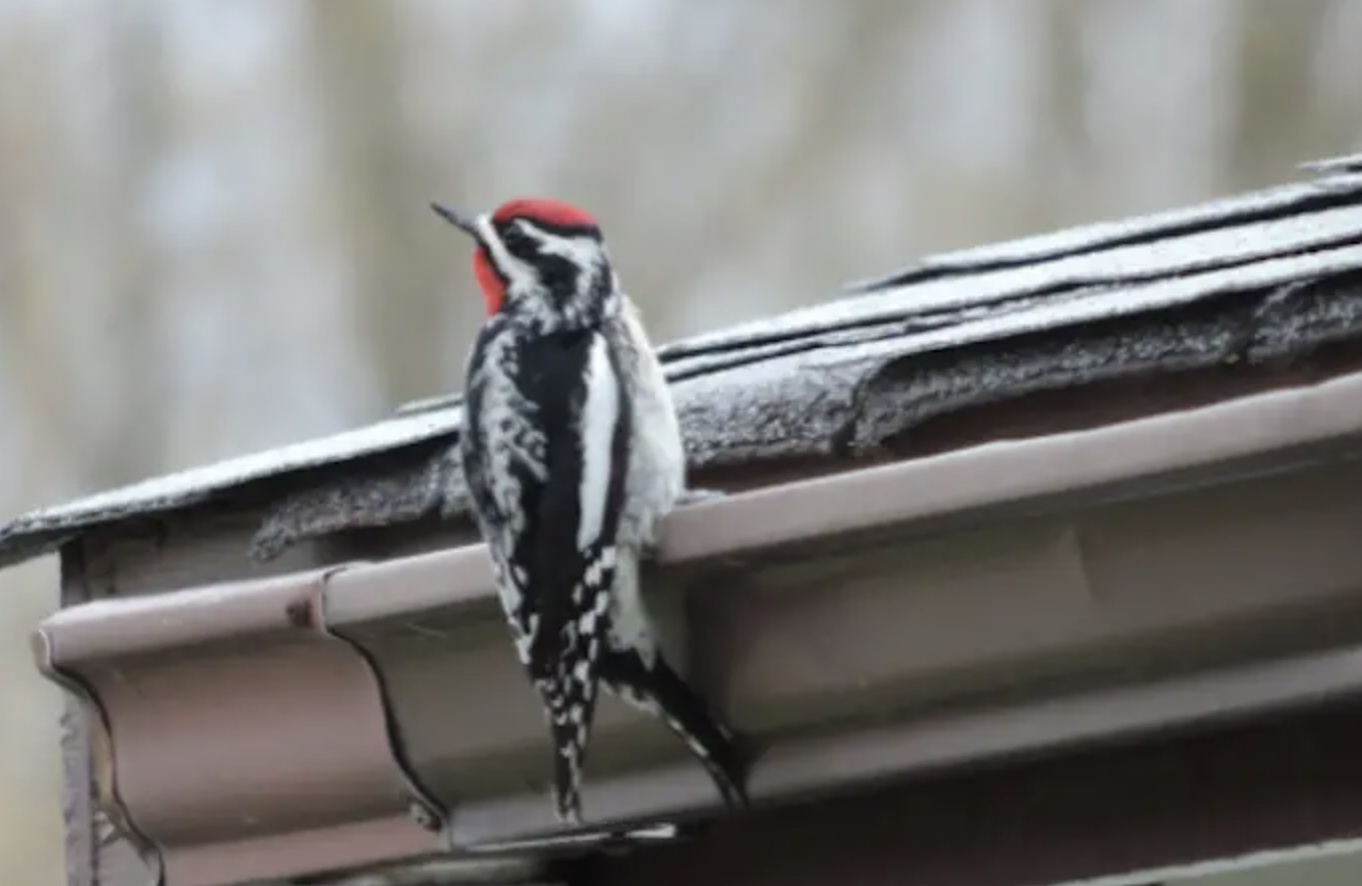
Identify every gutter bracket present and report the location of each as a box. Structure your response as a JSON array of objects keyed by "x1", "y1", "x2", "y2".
[{"x1": 316, "y1": 563, "x2": 452, "y2": 843}]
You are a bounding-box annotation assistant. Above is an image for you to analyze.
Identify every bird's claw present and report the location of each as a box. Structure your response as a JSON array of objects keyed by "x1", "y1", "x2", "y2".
[
  {"x1": 677, "y1": 487, "x2": 726, "y2": 507},
  {"x1": 640, "y1": 540, "x2": 662, "y2": 564}
]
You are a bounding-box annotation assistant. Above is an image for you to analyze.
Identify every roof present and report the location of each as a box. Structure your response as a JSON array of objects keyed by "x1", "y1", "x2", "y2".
[
  {"x1": 33, "y1": 364, "x2": 1362, "y2": 883},
  {"x1": 3, "y1": 154, "x2": 1362, "y2": 569}
]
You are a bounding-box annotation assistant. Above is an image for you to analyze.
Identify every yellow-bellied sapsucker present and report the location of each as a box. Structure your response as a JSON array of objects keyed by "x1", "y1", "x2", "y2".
[{"x1": 432, "y1": 197, "x2": 749, "y2": 826}]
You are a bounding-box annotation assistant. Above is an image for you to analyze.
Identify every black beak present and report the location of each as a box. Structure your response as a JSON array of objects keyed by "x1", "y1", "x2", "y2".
[{"x1": 430, "y1": 202, "x2": 480, "y2": 238}]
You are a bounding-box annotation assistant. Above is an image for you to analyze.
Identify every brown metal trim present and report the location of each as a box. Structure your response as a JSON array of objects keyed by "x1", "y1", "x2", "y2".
[
  {"x1": 658, "y1": 367, "x2": 1362, "y2": 565},
  {"x1": 54, "y1": 540, "x2": 164, "y2": 886},
  {"x1": 320, "y1": 544, "x2": 491, "y2": 626},
  {"x1": 320, "y1": 372, "x2": 1362, "y2": 846},
  {"x1": 444, "y1": 642, "x2": 1362, "y2": 847},
  {"x1": 34, "y1": 629, "x2": 164, "y2": 885},
  {"x1": 307, "y1": 857, "x2": 551, "y2": 886},
  {"x1": 36, "y1": 568, "x2": 445, "y2": 886},
  {"x1": 33, "y1": 370, "x2": 1362, "y2": 883},
  {"x1": 586, "y1": 700, "x2": 1362, "y2": 886}
]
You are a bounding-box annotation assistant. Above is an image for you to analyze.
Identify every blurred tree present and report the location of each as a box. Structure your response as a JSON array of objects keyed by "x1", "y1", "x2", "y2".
[
  {"x1": 308, "y1": 0, "x2": 453, "y2": 408},
  {"x1": 1224, "y1": 0, "x2": 1339, "y2": 191},
  {"x1": 0, "y1": 12, "x2": 70, "y2": 502},
  {"x1": 97, "y1": 0, "x2": 171, "y2": 484}
]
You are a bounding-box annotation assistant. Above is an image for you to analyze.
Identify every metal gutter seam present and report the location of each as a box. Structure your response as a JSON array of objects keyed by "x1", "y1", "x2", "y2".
[
  {"x1": 315, "y1": 562, "x2": 451, "y2": 836},
  {"x1": 34, "y1": 567, "x2": 450, "y2": 886}
]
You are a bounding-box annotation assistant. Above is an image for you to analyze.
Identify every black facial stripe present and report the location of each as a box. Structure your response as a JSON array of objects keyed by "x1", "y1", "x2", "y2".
[
  {"x1": 537, "y1": 254, "x2": 583, "y2": 294},
  {"x1": 496, "y1": 225, "x2": 536, "y2": 260}
]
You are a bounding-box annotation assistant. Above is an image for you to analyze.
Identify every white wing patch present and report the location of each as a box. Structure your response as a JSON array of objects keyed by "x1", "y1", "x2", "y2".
[{"x1": 577, "y1": 334, "x2": 620, "y2": 550}]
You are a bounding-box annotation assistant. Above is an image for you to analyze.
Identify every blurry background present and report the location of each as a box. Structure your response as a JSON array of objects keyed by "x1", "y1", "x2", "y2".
[{"x1": 1, "y1": 1, "x2": 1360, "y2": 883}]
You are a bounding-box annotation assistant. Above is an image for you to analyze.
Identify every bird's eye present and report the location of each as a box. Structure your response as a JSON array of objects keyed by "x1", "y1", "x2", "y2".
[{"x1": 499, "y1": 223, "x2": 533, "y2": 252}]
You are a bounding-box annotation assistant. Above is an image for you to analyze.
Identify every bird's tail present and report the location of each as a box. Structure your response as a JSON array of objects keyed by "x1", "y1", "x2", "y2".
[
  {"x1": 549, "y1": 712, "x2": 586, "y2": 825},
  {"x1": 600, "y1": 648, "x2": 752, "y2": 810},
  {"x1": 538, "y1": 675, "x2": 601, "y2": 826}
]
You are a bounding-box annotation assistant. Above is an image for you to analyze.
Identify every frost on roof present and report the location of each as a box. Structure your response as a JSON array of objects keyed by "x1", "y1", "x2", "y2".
[
  {"x1": 245, "y1": 268, "x2": 1362, "y2": 562},
  {"x1": 843, "y1": 166, "x2": 1362, "y2": 292},
  {"x1": 1302, "y1": 153, "x2": 1362, "y2": 176},
  {"x1": 664, "y1": 199, "x2": 1362, "y2": 358},
  {"x1": 0, "y1": 406, "x2": 463, "y2": 567},
  {"x1": 4, "y1": 153, "x2": 1362, "y2": 570}
]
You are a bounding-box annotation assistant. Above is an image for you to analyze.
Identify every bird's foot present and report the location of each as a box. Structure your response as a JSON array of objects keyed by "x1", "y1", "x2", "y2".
[
  {"x1": 677, "y1": 487, "x2": 726, "y2": 507},
  {"x1": 641, "y1": 539, "x2": 662, "y2": 564},
  {"x1": 554, "y1": 796, "x2": 584, "y2": 829}
]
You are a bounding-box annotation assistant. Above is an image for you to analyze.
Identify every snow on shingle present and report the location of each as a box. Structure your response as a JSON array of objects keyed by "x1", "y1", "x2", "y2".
[
  {"x1": 4, "y1": 154, "x2": 1362, "y2": 570},
  {"x1": 664, "y1": 199, "x2": 1362, "y2": 358},
  {"x1": 0, "y1": 406, "x2": 462, "y2": 567},
  {"x1": 804, "y1": 244, "x2": 1362, "y2": 369},
  {"x1": 1301, "y1": 154, "x2": 1362, "y2": 176}
]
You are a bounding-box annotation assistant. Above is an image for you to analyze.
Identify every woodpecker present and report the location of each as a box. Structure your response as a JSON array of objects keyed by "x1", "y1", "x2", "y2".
[{"x1": 433, "y1": 197, "x2": 750, "y2": 826}]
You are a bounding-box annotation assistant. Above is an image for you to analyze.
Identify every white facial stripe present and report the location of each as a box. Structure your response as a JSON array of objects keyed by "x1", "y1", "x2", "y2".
[
  {"x1": 517, "y1": 220, "x2": 603, "y2": 271},
  {"x1": 475, "y1": 213, "x2": 538, "y2": 293}
]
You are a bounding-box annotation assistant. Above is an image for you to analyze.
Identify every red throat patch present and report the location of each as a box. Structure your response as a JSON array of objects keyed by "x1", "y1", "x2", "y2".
[{"x1": 471, "y1": 247, "x2": 505, "y2": 315}]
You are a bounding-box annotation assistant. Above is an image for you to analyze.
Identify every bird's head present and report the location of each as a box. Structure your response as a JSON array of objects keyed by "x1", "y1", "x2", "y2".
[{"x1": 432, "y1": 197, "x2": 616, "y2": 322}]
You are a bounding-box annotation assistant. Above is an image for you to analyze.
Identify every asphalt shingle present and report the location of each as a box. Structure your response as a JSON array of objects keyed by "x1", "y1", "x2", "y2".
[{"x1": 3, "y1": 155, "x2": 1361, "y2": 570}]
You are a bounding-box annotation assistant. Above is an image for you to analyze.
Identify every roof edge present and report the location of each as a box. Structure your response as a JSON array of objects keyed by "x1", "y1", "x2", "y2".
[{"x1": 34, "y1": 367, "x2": 1362, "y2": 874}]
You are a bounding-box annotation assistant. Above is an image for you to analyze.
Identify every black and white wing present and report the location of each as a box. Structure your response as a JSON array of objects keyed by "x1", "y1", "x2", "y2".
[{"x1": 459, "y1": 320, "x2": 632, "y2": 823}]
